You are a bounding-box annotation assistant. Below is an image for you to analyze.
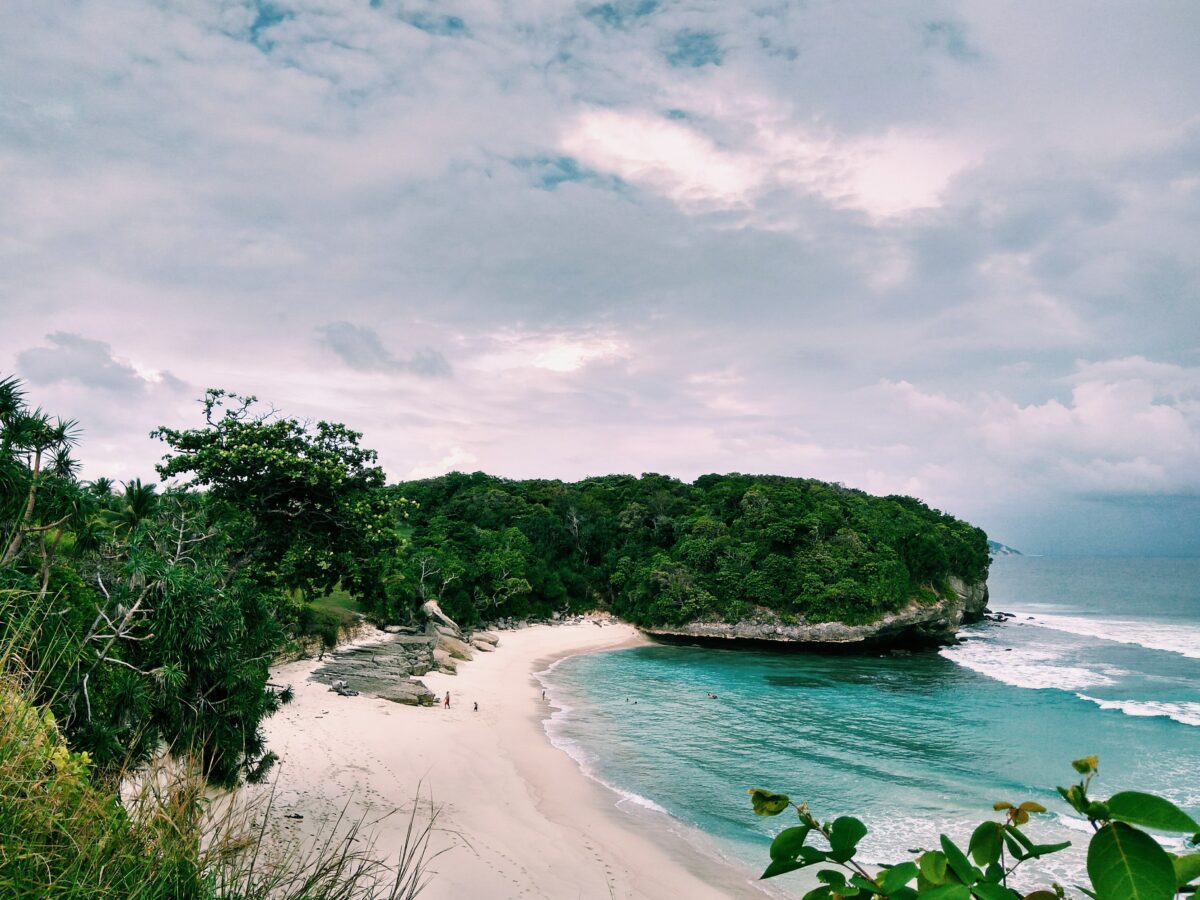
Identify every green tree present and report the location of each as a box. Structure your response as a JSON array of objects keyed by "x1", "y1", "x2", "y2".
[
  {"x1": 153, "y1": 389, "x2": 401, "y2": 605},
  {"x1": 0, "y1": 376, "x2": 87, "y2": 583}
]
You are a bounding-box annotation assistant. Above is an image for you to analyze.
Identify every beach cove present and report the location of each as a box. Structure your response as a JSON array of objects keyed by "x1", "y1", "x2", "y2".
[{"x1": 253, "y1": 621, "x2": 774, "y2": 899}]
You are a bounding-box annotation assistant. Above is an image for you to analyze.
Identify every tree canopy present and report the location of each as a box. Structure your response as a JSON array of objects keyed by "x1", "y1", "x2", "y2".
[{"x1": 378, "y1": 471, "x2": 989, "y2": 629}]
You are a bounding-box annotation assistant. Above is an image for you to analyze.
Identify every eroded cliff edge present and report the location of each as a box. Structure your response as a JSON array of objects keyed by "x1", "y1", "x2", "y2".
[{"x1": 641, "y1": 576, "x2": 989, "y2": 650}]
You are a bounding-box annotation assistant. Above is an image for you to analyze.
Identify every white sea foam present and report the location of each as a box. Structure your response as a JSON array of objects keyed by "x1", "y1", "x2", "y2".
[
  {"x1": 940, "y1": 641, "x2": 1120, "y2": 690},
  {"x1": 532, "y1": 662, "x2": 792, "y2": 896},
  {"x1": 534, "y1": 662, "x2": 671, "y2": 816},
  {"x1": 1075, "y1": 695, "x2": 1200, "y2": 728},
  {"x1": 1021, "y1": 613, "x2": 1200, "y2": 660}
]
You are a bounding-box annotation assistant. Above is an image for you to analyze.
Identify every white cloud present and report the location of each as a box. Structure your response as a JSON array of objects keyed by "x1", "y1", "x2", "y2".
[
  {"x1": 878, "y1": 380, "x2": 966, "y2": 419},
  {"x1": 468, "y1": 329, "x2": 630, "y2": 375},
  {"x1": 407, "y1": 444, "x2": 478, "y2": 480},
  {"x1": 561, "y1": 106, "x2": 975, "y2": 221},
  {"x1": 560, "y1": 109, "x2": 759, "y2": 209},
  {"x1": 3, "y1": 0, "x2": 1200, "y2": 553}
]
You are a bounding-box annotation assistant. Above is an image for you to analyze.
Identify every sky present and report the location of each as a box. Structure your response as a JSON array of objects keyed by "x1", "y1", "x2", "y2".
[{"x1": 2, "y1": 1, "x2": 1199, "y2": 556}]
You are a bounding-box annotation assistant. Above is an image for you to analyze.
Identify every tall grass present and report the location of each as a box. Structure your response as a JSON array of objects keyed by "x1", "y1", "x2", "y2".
[{"x1": 0, "y1": 589, "x2": 443, "y2": 899}]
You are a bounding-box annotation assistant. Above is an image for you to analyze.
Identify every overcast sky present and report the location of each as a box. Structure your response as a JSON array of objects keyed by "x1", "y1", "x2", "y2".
[{"x1": 3, "y1": 1, "x2": 1199, "y2": 555}]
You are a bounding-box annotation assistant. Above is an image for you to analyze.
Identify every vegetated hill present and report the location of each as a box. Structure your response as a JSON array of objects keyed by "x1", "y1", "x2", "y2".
[{"x1": 379, "y1": 473, "x2": 990, "y2": 631}]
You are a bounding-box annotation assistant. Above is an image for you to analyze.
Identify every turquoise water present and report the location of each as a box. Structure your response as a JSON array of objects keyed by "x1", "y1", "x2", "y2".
[{"x1": 540, "y1": 557, "x2": 1200, "y2": 894}]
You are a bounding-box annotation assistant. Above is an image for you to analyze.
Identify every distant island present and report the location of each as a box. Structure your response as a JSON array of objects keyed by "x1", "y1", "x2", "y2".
[{"x1": 987, "y1": 539, "x2": 1023, "y2": 556}]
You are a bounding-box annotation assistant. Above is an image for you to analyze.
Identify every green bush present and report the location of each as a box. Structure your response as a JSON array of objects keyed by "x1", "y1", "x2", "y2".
[
  {"x1": 750, "y1": 756, "x2": 1199, "y2": 900},
  {"x1": 0, "y1": 675, "x2": 442, "y2": 899}
]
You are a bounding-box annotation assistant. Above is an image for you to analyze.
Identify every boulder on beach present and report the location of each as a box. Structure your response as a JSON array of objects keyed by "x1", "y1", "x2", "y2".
[
  {"x1": 437, "y1": 632, "x2": 474, "y2": 661},
  {"x1": 376, "y1": 679, "x2": 436, "y2": 706},
  {"x1": 433, "y1": 647, "x2": 458, "y2": 674}
]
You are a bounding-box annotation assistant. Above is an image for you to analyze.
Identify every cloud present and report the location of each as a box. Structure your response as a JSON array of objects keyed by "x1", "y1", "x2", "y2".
[
  {"x1": 406, "y1": 443, "x2": 478, "y2": 480},
  {"x1": 317, "y1": 322, "x2": 451, "y2": 377},
  {"x1": 16, "y1": 333, "x2": 183, "y2": 394},
  {"x1": 584, "y1": 1, "x2": 659, "y2": 31},
  {"x1": 878, "y1": 380, "x2": 966, "y2": 420},
  {"x1": 559, "y1": 107, "x2": 974, "y2": 219},
  {"x1": 869, "y1": 359, "x2": 1200, "y2": 501},
  {"x1": 664, "y1": 30, "x2": 723, "y2": 68},
  {"x1": 2, "y1": 0, "x2": 1200, "y2": 553}
]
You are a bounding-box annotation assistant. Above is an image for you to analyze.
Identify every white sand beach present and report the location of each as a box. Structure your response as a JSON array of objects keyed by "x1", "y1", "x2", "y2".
[{"x1": 255, "y1": 622, "x2": 770, "y2": 899}]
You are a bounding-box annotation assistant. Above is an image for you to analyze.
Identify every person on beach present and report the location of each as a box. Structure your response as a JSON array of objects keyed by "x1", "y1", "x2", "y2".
[
  {"x1": 443, "y1": 691, "x2": 450, "y2": 709},
  {"x1": 541, "y1": 689, "x2": 546, "y2": 700},
  {"x1": 473, "y1": 701, "x2": 478, "y2": 712}
]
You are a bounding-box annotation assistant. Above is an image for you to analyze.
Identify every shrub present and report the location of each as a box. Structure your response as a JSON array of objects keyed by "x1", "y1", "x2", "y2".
[{"x1": 749, "y1": 756, "x2": 1199, "y2": 900}]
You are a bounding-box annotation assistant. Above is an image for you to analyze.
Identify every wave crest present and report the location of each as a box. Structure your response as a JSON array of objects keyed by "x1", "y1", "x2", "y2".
[{"x1": 1022, "y1": 614, "x2": 1200, "y2": 660}]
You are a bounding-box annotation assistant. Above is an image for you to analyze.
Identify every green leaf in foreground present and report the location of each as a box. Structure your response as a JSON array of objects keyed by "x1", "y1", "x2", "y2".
[
  {"x1": 880, "y1": 861, "x2": 919, "y2": 893},
  {"x1": 970, "y1": 881, "x2": 1016, "y2": 900},
  {"x1": 923, "y1": 884, "x2": 971, "y2": 900},
  {"x1": 829, "y1": 816, "x2": 868, "y2": 852},
  {"x1": 1027, "y1": 840, "x2": 1073, "y2": 859},
  {"x1": 1087, "y1": 822, "x2": 1176, "y2": 900},
  {"x1": 750, "y1": 788, "x2": 791, "y2": 817},
  {"x1": 920, "y1": 850, "x2": 950, "y2": 885},
  {"x1": 1105, "y1": 792, "x2": 1200, "y2": 834},
  {"x1": 817, "y1": 869, "x2": 847, "y2": 888},
  {"x1": 762, "y1": 858, "x2": 806, "y2": 880},
  {"x1": 1174, "y1": 853, "x2": 1200, "y2": 888},
  {"x1": 941, "y1": 834, "x2": 979, "y2": 885},
  {"x1": 969, "y1": 822, "x2": 1004, "y2": 866},
  {"x1": 771, "y1": 826, "x2": 812, "y2": 861}
]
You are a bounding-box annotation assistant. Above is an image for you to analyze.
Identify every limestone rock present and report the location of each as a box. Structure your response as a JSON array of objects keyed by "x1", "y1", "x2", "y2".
[
  {"x1": 472, "y1": 631, "x2": 500, "y2": 646},
  {"x1": 437, "y1": 632, "x2": 474, "y2": 661},
  {"x1": 642, "y1": 579, "x2": 990, "y2": 650},
  {"x1": 432, "y1": 648, "x2": 458, "y2": 674},
  {"x1": 375, "y1": 679, "x2": 435, "y2": 706},
  {"x1": 310, "y1": 635, "x2": 439, "y2": 705},
  {"x1": 471, "y1": 639, "x2": 494, "y2": 653}
]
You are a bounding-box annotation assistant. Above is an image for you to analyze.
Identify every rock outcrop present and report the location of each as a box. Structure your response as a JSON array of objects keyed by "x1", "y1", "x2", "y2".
[
  {"x1": 311, "y1": 639, "x2": 436, "y2": 706},
  {"x1": 436, "y1": 632, "x2": 474, "y2": 662},
  {"x1": 948, "y1": 575, "x2": 989, "y2": 624},
  {"x1": 643, "y1": 578, "x2": 989, "y2": 650},
  {"x1": 432, "y1": 647, "x2": 457, "y2": 674},
  {"x1": 307, "y1": 600, "x2": 504, "y2": 704}
]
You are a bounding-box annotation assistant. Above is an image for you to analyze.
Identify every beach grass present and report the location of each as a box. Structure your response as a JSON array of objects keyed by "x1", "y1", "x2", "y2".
[{"x1": 0, "y1": 589, "x2": 439, "y2": 899}]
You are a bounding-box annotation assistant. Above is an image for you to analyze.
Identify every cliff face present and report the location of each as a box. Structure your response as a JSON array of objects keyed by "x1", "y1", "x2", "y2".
[{"x1": 642, "y1": 576, "x2": 989, "y2": 650}]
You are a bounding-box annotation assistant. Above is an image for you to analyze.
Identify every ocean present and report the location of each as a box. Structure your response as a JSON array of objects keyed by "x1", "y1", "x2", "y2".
[{"x1": 538, "y1": 557, "x2": 1200, "y2": 895}]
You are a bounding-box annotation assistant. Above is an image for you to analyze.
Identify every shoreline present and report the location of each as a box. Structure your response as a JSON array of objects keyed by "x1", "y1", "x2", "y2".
[{"x1": 251, "y1": 621, "x2": 774, "y2": 899}]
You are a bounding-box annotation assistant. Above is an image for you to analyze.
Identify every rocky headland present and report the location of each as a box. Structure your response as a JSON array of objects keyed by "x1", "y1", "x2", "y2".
[{"x1": 642, "y1": 576, "x2": 989, "y2": 650}]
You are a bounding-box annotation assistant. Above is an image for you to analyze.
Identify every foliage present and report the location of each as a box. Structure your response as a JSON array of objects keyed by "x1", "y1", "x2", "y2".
[
  {"x1": 2, "y1": 380, "x2": 406, "y2": 786},
  {"x1": 0, "y1": 378, "x2": 449, "y2": 898},
  {"x1": 0, "y1": 675, "x2": 442, "y2": 899},
  {"x1": 383, "y1": 472, "x2": 989, "y2": 629},
  {"x1": 153, "y1": 389, "x2": 404, "y2": 606},
  {"x1": 750, "y1": 756, "x2": 1200, "y2": 900},
  {"x1": 0, "y1": 375, "x2": 88, "y2": 587}
]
